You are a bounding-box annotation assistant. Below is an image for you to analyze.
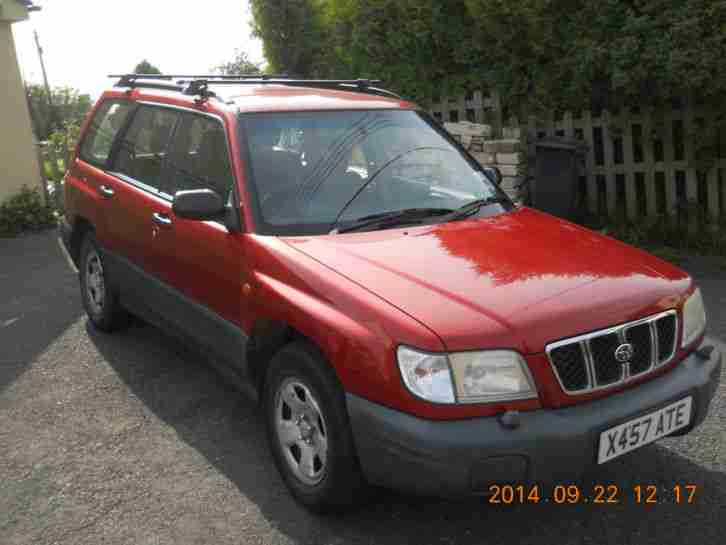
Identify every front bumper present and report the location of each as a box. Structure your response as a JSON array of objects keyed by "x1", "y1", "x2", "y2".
[{"x1": 347, "y1": 339, "x2": 721, "y2": 496}]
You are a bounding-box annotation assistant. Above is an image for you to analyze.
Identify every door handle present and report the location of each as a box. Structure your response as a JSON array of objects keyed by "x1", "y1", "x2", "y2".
[
  {"x1": 98, "y1": 185, "x2": 115, "y2": 198},
  {"x1": 152, "y1": 212, "x2": 172, "y2": 226}
]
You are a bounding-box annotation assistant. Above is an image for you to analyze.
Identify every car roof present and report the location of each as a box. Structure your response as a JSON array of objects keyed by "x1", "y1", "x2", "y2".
[
  {"x1": 100, "y1": 84, "x2": 417, "y2": 115},
  {"x1": 226, "y1": 84, "x2": 416, "y2": 113}
]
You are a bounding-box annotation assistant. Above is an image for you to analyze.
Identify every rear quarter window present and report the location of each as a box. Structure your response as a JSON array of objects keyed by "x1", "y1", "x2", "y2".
[{"x1": 79, "y1": 100, "x2": 134, "y2": 168}]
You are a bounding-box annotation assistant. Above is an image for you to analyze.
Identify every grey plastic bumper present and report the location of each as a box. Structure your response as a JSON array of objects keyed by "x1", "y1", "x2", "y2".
[
  {"x1": 347, "y1": 339, "x2": 721, "y2": 496},
  {"x1": 58, "y1": 216, "x2": 74, "y2": 262}
]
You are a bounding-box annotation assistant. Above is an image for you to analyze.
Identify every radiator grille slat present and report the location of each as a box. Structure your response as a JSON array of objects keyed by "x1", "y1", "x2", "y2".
[
  {"x1": 590, "y1": 333, "x2": 624, "y2": 385},
  {"x1": 550, "y1": 344, "x2": 589, "y2": 391},
  {"x1": 626, "y1": 323, "x2": 653, "y2": 375},
  {"x1": 656, "y1": 314, "x2": 677, "y2": 365},
  {"x1": 547, "y1": 311, "x2": 678, "y2": 395}
]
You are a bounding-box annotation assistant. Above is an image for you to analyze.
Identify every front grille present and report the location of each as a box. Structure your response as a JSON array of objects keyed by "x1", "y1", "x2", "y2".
[
  {"x1": 625, "y1": 323, "x2": 653, "y2": 375},
  {"x1": 656, "y1": 314, "x2": 677, "y2": 364},
  {"x1": 547, "y1": 311, "x2": 678, "y2": 394},
  {"x1": 590, "y1": 333, "x2": 624, "y2": 385},
  {"x1": 549, "y1": 344, "x2": 588, "y2": 391}
]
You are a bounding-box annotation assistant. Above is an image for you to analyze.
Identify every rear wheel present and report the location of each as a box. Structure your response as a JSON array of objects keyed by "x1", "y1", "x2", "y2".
[
  {"x1": 264, "y1": 341, "x2": 372, "y2": 513},
  {"x1": 79, "y1": 233, "x2": 129, "y2": 332}
]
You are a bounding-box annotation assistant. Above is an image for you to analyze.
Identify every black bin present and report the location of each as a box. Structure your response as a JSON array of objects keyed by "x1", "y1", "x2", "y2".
[{"x1": 531, "y1": 138, "x2": 587, "y2": 220}]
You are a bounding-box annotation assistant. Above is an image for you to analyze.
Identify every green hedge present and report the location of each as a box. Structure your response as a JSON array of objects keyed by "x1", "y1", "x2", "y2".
[
  {"x1": 251, "y1": 0, "x2": 726, "y2": 112},
  {"x1": 0, "y1": 186, "x2": 57, "y2": 237}
]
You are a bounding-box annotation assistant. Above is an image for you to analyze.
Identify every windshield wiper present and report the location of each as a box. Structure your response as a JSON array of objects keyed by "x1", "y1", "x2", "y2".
[
  {"x1": 447, "y1": 196, "x2": 511, "y2": 221},
  {"x1": 331, "y1": 207, "x2": 454, "y2": 234},
  {"x1": 332, "y1": 197, "x2": 510, "y2": 234}
]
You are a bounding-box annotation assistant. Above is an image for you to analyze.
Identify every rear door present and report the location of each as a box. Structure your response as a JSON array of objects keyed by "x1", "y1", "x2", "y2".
[
  {"x1": 102, "y1": 105, "x2": 181, "y2": 305},
  {"x1": 70, "y1": 99, "x2": 135, "y2": 252},
  {"x1": 153, "y1": 111, "x2": 249, "y2": 373}
]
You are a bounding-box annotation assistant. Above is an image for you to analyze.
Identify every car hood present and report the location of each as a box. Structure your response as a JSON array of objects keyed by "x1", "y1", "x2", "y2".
[{"x1": 282, "y1": 208, "x2": 691, "y2": 353}]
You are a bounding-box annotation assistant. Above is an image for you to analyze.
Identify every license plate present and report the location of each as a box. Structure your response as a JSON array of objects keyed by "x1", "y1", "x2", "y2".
[{"x1": 598, "y1": 397, "x2": 693, "y2": 464}]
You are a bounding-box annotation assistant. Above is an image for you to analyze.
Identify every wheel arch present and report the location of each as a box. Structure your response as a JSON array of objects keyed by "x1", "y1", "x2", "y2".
[
  {"x1": 69, "y1": 215, "x2": 95, "y2": 265},
  {"x1": 246, "y1": 318, "x2": 332, "y2": 401}
]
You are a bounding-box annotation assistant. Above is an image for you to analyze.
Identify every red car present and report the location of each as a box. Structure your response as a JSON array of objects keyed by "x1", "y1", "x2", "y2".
[{"x1": 61, "y1": 75, "x2": 721, "y2": 513}]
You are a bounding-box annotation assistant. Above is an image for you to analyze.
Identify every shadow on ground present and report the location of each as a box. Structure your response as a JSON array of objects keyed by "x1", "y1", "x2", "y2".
[
  {"x1": 0, "y1": 231, "x2": 83, "y2": 393},
  {"x1": 88, "y1": 317, "x2": 726, "y2": 545}
]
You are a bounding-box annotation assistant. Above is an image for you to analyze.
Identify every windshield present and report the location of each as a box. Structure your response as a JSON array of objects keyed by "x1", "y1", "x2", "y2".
[{"x1": 241, "y1": 109, "x2": 511, "y2": 235}]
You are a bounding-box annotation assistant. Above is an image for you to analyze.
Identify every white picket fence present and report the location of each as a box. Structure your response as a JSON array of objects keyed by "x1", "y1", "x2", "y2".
[{"x1": 430, "y1": 93, "x2": 726, "y2": 222}]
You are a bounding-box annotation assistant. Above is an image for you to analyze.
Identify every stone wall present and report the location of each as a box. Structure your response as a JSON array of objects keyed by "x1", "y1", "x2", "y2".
[{"x1": 444, "y1": 122, "x2": 527, "y2": 202}]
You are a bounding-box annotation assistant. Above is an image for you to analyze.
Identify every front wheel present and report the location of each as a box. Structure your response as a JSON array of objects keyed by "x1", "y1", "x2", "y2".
[{"x1": 263, "y1": 342, "x2": 373, "y2": 513}]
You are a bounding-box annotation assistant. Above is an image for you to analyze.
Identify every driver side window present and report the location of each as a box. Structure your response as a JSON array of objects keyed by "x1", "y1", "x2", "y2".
[{"x1": 163, "y1": 113, "x2": 235, "y2": 201}]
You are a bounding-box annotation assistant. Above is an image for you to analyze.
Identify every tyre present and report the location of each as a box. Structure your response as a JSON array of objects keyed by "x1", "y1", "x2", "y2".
[
  {"x1": 263, "y1": 341, "x2": 372, "y2": 513},
  {"x1": 79, "y1": 232, "x2": 129, "y2": 332}
]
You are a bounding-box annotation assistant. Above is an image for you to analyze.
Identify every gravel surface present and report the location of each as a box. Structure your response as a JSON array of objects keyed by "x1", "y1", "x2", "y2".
[{"x1": 1, "y1": 231, "x2": 724, "y2": 545}]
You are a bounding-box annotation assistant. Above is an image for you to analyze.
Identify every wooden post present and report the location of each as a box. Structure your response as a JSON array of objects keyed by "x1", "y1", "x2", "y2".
[
  {"x1": 640, "y1": 109, "x2": 658, "y2": 218},
  {"x1": 683, "y1": 107, "x2": 699, "y2": 209},
  {"x1": 622, "y1": 112, "x2": 638, "y2": 220},
  {"x1": 472, "y1": 90, "x2": 484, "y2": 124},
  {"x1": 490, "y1": 90, "x2": 503, "y2": 139},
  {"x1": 601, "y1": 110, "x2": 617, "y2": 216},
  {"x1": 35, "y1": 141, "x2": 49, "y2": 205},
  {"x1": 563, "y1": 111, "x2": 574, "y2": 139},
  {"x1": 581, "y1": 111, "x2": 598, "y2": 215}
]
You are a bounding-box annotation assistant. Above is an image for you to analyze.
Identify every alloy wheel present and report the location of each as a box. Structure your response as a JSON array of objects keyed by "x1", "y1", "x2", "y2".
[
  {"x1": 274, "y1": 378, "x2": 329, "y2": 486},
  {"x1": 85, "y1": 249, "x2": 105, "y2": 315}
]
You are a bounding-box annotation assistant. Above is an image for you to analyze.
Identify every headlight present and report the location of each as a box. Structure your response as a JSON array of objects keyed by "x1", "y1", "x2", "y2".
[
  {"x1": 682, "y1": 288, "x2": 706, "y2": 347},
  {"x1": 397, "y1": 346, "x2": 455, "y2": 403},
  {"x1": 449, "y1": 350, "x2": 537, "y2": 403},
  {"x1": 396, "y1": 346, "x2": 537, "y2": 404}
]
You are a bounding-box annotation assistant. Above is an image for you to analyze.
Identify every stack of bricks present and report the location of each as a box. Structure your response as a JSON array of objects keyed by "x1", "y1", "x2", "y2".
[{"x1": 443, "y1": 122, "x2": 527, "y2": 202}]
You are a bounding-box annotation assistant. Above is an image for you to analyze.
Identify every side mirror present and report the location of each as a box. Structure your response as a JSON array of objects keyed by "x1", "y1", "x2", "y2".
[
  {"x1": 172, "y1": 189, "x2": 225, "y2": 221},
  {"x1": 483, "y1": 166, "x2": 503, "y2": 186}
]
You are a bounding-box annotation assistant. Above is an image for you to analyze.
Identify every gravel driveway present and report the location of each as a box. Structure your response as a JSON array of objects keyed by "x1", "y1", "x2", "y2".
[{"x1": 1, "y1": 231, "x2": 724, "y2": 545}]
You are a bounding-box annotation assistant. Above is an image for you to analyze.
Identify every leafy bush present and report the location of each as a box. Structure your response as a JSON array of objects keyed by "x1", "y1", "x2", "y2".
[
  {"x1": 26, "y1": 84, "x2": 91, "y2": 141},
  {"x1": 581, "y1": 201, "x2": 726, "y2": 265},
  {"x1": 0, "y1": 186, "x2": 57, "y2": 237},
  {"x1": 48, "y1": 121, "x2": 80, "y2": 167}
]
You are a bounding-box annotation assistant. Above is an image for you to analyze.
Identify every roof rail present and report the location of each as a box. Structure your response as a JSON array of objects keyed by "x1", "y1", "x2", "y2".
[
  {"x1": 110, "y1": 74, "x2": 186, "y2": 94},
  {"x1": 108, "y1": 73, "x2": 291, "y2": 81},
  {"x1": 108, "y1": 74, "x2": 401, "y2": 100}
]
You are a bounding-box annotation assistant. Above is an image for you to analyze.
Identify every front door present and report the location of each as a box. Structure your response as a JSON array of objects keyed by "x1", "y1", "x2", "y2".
[{"x1": 152, "y1": 111, "x2": 249, "y2": 373}]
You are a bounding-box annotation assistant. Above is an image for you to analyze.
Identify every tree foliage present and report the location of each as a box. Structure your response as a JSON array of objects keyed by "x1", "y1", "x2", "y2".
[
  {"x1": 318, "y1": 1, "x2": 477, "y2": 101},
  {"x1": 215, "y1": 50, "x2": 261, "y2": 75},
  {"x1": 464, "y1": 0, "x2": 726, "y2": 112},
  {"x1": 133, "y1": 60, "x2": 162, "y2": 74},
  {"x1": 250, "y1": 0, "x2": 726, "y2": 111},
  {"x1": 249, "y1": 0, "x2": 325, "y2": 76},
  {"x1": 25, "y1": 84, "x2": 92, "y2": 141}
]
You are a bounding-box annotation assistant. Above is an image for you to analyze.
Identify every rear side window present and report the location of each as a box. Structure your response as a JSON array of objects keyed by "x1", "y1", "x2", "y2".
[
  {"x1": 79, "y1": 100, "x2": 133, "y2": 167},
  {"x1": 113, "y1": 106, "x2": 180, "y2": 191},
  {"x1": 163, "y1": 113, "x2": 234, "y2": 199}
]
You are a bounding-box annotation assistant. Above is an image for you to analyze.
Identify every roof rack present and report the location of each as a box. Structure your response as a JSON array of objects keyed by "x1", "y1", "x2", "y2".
[
  {"x1": 110, "y1": 74, "x2": 185, "y2": 93},
  {"x1": 108, "y1": 74, "x2": 401, "y2": 100}
]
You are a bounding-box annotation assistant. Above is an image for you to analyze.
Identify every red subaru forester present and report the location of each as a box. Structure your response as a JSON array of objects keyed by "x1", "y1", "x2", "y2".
[{"x1": 61, "y1": 75, "x2": 721, "y2": 513}]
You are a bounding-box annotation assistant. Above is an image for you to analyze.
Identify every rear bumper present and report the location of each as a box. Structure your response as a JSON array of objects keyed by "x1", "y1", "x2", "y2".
[
  {"x1": 58, "y1": 216, "x2": 74, "y2": 262},
  {"x1": 347, "y1": 338, "x2": 721, "y2": 496}
]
